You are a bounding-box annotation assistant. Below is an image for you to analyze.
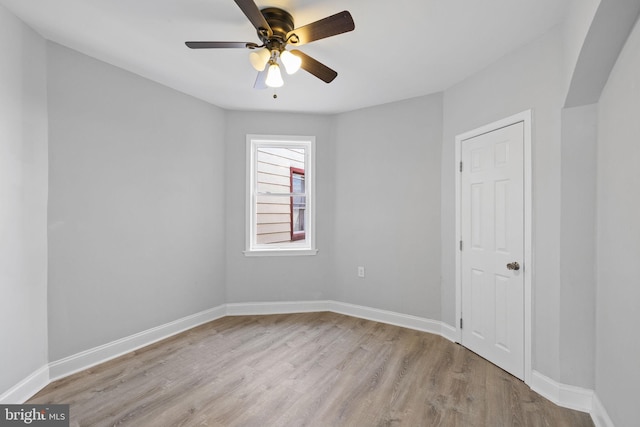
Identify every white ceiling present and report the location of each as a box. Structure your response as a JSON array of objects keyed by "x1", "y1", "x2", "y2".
[{"x1": 1, "y1": 0, "x2": 572, "y2": 114}]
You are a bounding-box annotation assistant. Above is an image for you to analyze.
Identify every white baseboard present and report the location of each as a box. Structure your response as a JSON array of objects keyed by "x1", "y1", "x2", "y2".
[
  {"x1": 15, "y1": 300, "x2": 446, "y2": 397},
  {"x1": 0, "y1": 365, "x2": 50, "y2": 404},
  {"x1": 3, "y1": 299, "x2": 612, "y2": 427},
  {"x1": 439, "y1": 321, "x2": 458, "y2": 342},
  {"x1": 327, "y1": 300, "x2": 453, "y2": 338},
  {"x1": 529, "y1": 371, "x2": 616, "y2": 426},
  {"x1": 591, "y1": 393, "x2": 615, "y2": 427},
  {"x1": 226, "y1": 300, "x2": 458, "y2": 342},
  {"x1": 48, "y1": 305, "x2": 227, "y2": 381},
  {"x1": 530, "y1": 370, "x2": 594, "y2": 413}
]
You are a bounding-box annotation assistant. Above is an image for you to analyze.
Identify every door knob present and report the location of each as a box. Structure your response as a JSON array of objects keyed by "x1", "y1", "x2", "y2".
[{"x1": 507, "y1": 261, "x2": 520, "y2": 271}]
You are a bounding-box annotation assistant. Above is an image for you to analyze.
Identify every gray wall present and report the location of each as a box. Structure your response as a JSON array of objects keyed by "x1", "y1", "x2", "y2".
[
  {"x1": 46, "y1": 43, "x2": 227, "y2": 360},
  {"x1": 224, "y1": 96, "x2": 443, "y2": 319},
  {"x1": 224, "y1": 111, "x2": 336, "y2": 303},
  {"x1": 332, "y1": 95, "x2": 443, "y2": 319},
  {"x1": 564, "y1": 0, "x2": 640, "y2": 108},
  {"x1": 562, "y1": 0, "x2": 601, "y2": 95},
  {"x1": 559, "y1": 104, "x2": 597, "y2": 389},
  {"x1": 0, "y1": 5, "x2": 49, "y2": 394},
  {"x1": 442, "y1": 28, "x2": 566, "y2": 378},
  {"x1": 596, "y1": 15, "x2": 640, "y2": 427}
]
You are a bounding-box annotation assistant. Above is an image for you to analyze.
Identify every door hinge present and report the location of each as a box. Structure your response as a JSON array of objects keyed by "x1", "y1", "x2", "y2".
[
  {"x1": 459, "y1": 240, "x2": 463, "y2": 251},
  {"x1": 460, "y1": 318, "x2": 463, "y2": 329},
  {"x1": 459, "y1": 161, "x2": 463, "y2": 172}
]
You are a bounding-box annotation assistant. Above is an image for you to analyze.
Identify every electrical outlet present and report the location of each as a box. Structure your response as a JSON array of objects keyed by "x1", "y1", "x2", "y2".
[{"x1": 358, "y1": 266, "x2": 365, "y2": 278}]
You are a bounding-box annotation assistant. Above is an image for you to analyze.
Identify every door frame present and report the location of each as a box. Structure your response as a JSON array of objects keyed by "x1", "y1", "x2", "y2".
[{"x1": 454, "y1": 110, "x2": 533, "y2": 384}]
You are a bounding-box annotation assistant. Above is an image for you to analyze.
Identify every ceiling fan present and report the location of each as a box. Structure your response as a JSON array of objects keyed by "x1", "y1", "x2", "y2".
[{"x1": 185, "y1": 0, "x2": 355, "y2": 89}]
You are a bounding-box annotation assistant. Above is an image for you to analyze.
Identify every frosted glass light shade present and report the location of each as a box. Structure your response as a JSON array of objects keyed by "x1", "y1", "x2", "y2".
[
  {"x1": 249, "y1": 48, "x2": 271, "y2": 71},
  {"x1": 265, "y1": 63, "x2": 284, "y2": 87},
  {"x1": 281, "y1": 51, "x2": 302, "y2": 74}
]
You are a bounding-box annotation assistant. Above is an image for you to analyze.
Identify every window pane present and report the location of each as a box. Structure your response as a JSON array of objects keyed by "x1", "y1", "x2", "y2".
[
  {"x1": 256, "y1": 194, "x2": 290, "y2": 244},
  {"x1": 256, "y1": 147, "x2": 305, "y2": 195},
  {"x1": 255, "y1": 194, "x2": 306, "y2": 245}
]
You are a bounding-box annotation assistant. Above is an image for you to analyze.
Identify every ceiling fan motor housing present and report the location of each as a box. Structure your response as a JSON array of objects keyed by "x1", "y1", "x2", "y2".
[{"x1": 259, "y1": 7, "x2": 297, "y2": 49}]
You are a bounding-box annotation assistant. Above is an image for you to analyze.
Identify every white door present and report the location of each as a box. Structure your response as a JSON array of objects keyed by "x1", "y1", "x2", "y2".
[{"x1": 460, "y1": 121, "x2": 525, "y2": 380}]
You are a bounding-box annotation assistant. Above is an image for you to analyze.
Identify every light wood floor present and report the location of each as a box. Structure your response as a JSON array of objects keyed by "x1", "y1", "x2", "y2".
[{"x1": 29, "y1": 312, "x2": 594, "y2": 426}]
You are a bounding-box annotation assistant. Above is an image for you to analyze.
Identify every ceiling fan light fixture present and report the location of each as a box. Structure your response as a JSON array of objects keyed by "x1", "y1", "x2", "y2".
[
  {"x1": 265, "y1": 62, "x2": 284, "y2": 87},
  {"x1": 280, "y1": 50, "x2": 302, "y2": 74},
  {"x1": 185, "y1": 2, "x2": 355, "y2": 90},
  {"x1": 249, "y1": 48, "x2": 271, "y2": 71}
]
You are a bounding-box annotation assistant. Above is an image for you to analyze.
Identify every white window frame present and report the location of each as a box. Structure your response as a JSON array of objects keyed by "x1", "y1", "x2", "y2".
[{"x1": 245, "y1": 134, "x2": 317, "y2": 256}]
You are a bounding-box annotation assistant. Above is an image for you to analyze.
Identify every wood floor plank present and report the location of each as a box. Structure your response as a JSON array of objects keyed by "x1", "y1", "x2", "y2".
[{"x1": 29, "y1": 312, "x2": 594, "y2": 426}]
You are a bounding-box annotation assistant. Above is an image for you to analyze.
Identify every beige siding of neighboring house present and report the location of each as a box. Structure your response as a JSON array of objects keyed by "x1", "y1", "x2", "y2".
[{"x1": 256, "y1": 147, "x2": 304, "y2": 244}]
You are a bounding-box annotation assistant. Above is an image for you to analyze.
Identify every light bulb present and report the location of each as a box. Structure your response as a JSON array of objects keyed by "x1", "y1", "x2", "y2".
[
  {"x1": 265, "y1": 62, "x2": 284, "y2": 88},
  {"x1": 280, "y1": 50, "x2": 302, "y2": 74},
  {"x1": 249, "y1": 48, "x2": 271, "y2": 71}
]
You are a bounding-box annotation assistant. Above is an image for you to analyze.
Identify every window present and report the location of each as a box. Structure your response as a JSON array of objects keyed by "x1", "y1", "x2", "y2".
[{"x1": 245, "y1": 135, "x2": 316, "y2": 255}]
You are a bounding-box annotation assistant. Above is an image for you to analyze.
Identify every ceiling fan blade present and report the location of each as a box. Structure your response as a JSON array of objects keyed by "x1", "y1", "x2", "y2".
[
  {"x1": 291, "y1": 50, "x2": 338, "y2": 83},
  {"x1": 254, "y1": 68, "x2": 268, "y2": 89},
  {"x1": 233, "y1": 0, "x2": 273, "y2": 37},
  {"x1": 287, "y1": 11, "x2": 354, "y2": 46},
  {"x1": 185, "y1": 41, "x2": 256, "y2": 49}
]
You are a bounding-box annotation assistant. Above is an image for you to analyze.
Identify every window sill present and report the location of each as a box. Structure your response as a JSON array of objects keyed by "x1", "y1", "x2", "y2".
[{"x1": 243, "y1": 248, "x2": 319, "y2": 257}]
